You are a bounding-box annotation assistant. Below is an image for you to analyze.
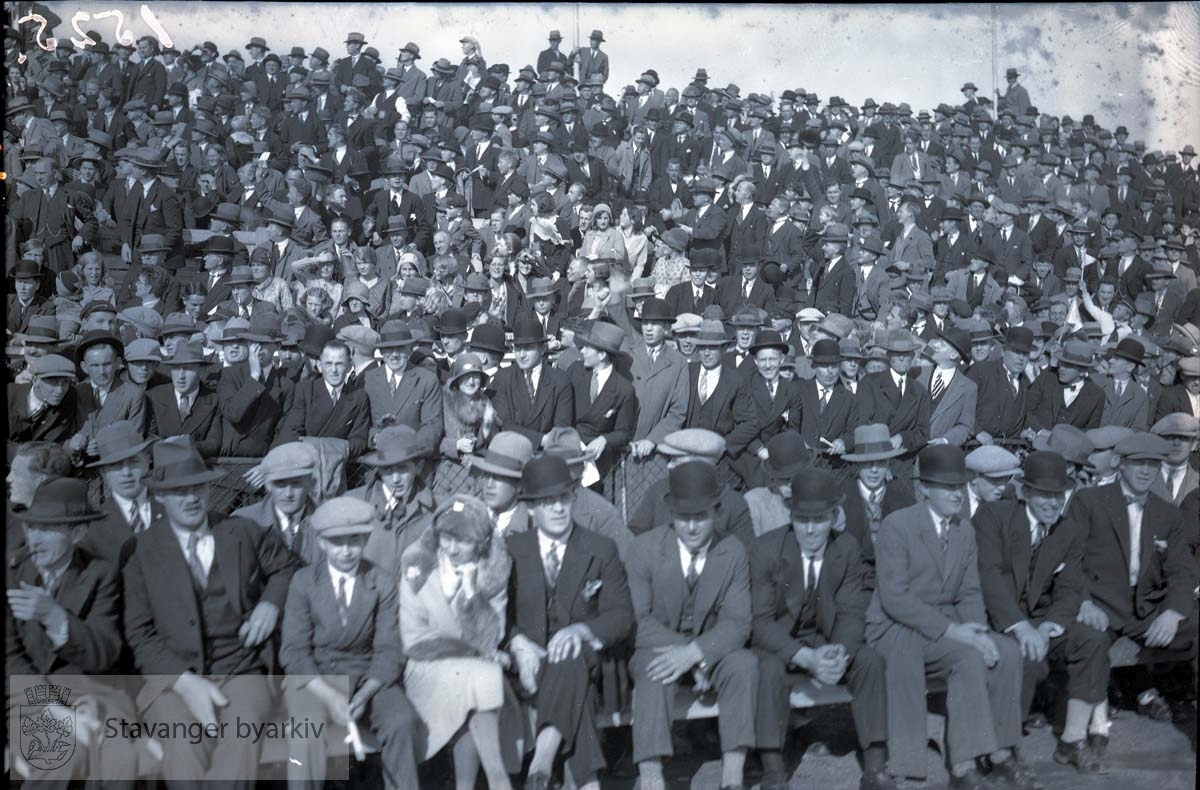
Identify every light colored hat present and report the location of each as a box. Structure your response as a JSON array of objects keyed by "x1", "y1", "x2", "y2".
[
  {"x1": 965, "y1": 445, "x2": 1022, "y2": 478},
  {"x1": 309, "y1": 496, "x2": 376, "y2": 537},
  {"x1": 258, "y1": 442, "x2": 318, "y2": 482},
  {"x1": 796, "y1": 308, "x2": 825, "y2": 324},
  {"x1": 336, "y1": 325, "x2": 380, "y2": 356},
  {"x1": 28, "y1": 354, "x2": 77, "y2": 380},
  {"x1": 469, "y1": 431, "x2": 535, "y2": 479},
  {"x1": 671, "y1": 313, "x2": 703, "y2": 335},
  {"x1": 117, "y1": 306, "x2": 165, "y2": 337},
  {"x1": 1151, "y1": 412, "x2": 1200, "y2": 439},
  {"x1": 657, "y1": 428, "x2": 726, "y2": 460}
]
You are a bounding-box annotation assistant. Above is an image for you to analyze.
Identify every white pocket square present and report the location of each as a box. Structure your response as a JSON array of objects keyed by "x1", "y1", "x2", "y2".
[
  {"x1": 1154, "y1": 538, "x2": 1168, "y2": 552},
  {"x1": 582, "y1": 579, "x2": 603, "y2": 599},
  {"x1": 1053, "y1": 562, "x2": 1066, "y2": 575},
  {"x1": 604, "y1": 409, "x2": 615, "y2": 419}
]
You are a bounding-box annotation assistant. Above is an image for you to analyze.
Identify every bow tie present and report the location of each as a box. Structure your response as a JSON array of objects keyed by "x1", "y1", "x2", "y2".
[{"x1": 1124, "y1": 494, "x2": 1146, "y2": 507}]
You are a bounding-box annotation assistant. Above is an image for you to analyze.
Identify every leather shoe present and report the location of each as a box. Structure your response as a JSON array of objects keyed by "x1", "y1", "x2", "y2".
[
  {"x1": 1138, "y1": 690, "x2": 1173, "y2": 722},
  {"x1": 947, "y1": 767, "x2": 989, "y2": 790},
  {"x1": 1053, "y1": 738, "x2": 1100, "y2": 773},
  {"x1": 1023, "y1": 712, "x2": 1049, "y2": 730},
  {"x1": 859, "y1": 768, "x2": 898, "y2": 790},
  {"x1": 1086, "y1": 732, "x2": 1109, "y2": 760},
  {"x1": 989, "y1": 759, "x2": 1041, "y2": 790},
  {"x1": 524, "y1": 772, "x2": 551, "y2": 790}
]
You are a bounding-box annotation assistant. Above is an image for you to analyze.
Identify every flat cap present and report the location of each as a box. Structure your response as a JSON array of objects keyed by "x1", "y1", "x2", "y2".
[
  {"x1": 336, "y1": 325, "x2": 380, "y2": 356},
  {"x1": 258, "y1": 441, "x2": 318, "y2": 482},
  {"x1": 1151, "y1": 413, "x2": 1200, "y2": 439},
  {"x1": 1086, "y1": 426, "x2": 1135, "y2": 450},
  {"x1": 309, "y1": 496, "x2": 376, "y2": 537},
  {"x1": 657, "y1": 428, "x2": 726, "y2": 459},
  {"x1": 124, "y1": 338, "x2": 164, "y2": 362},
  {"x1": 1114, "y1": 432, "x2": 1171, "y2": 460},
  {"x1": 29, "y1": 354, "x2": 77, "y2": 379},
  {"x1": 965, "y1": 445, "x2": 1021, "y2": 477},
  {"x1": 118, "y1": 306, "x2": 164, "y2": 337},
  {"x1": 796, "y1": 308, "x2": 825, "y2": 324}
]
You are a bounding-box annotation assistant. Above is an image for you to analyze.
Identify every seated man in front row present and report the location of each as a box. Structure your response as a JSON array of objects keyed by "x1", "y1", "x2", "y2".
[
  {"x1": 626, "y1": 461, "x2": 759, "y2": 790},
  {"x1": 749, "y1": 468, "x2": 894, "y2": 790},
  {"x1": 866, "y1": 445, "x2": 1034, "y2": 790},
  {"x1": 973, "y1": 450, "x2": 1113, "y2": 774},
  {"x1": 122, "y1": 436, "x2": 299, "y2": 788},
  {"x1": 1066, "y1": 433, "x2": 1199, "y2": 729},
  {"x1": 279, "y1": 496, "x2": 421, "y2": 789}
]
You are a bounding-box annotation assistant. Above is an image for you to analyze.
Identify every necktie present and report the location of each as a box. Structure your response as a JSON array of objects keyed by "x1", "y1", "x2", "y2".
[
  {"x1": 685, "y1": 552, "x2": 700, "y2": 591},
  {"x1": 390, "y1": 374, "x2": 401, "y2": 396},
  {"x1": 820, "y1": 388, "x2": 830, "y2": 409},
  {"x1": 1009, "y1": 374, "x2": 1021, "y2": 397},
  {"x1": 769, "y1": 380, "x2": 777, "y2": 400},
  {"x1": 939, "y1": 518, "x2": 951, "y2": 554},
  {"x1": 544, "y1": 542, "x2": 561, "y2": 589},
  {"x1": 694, "y1": 291, "x2": 703, "y2": 311},
  {"x1": 805, "y1": 556, "x2": 818, "y2": 594},
  {"x1": 744, "y1": 280, "x2": 753, "y2": 299},
  {"x1": 186, "y1": 532, "x2": 207, "y2": 589},
  {"x1": 865, "y1": 489, "x2": 883, "y2": 525},
  {"x1": 241, "y1": 305, "x2": 250, "y2": 319},
  {"x1": 897, "y1": 376, "x2": 905, "y2": 397},
  {"x1": 95, "y1": 386, "x2": 107, "y2": 407},
  {"x1": 336, "y1": 576, "x2": 349, "y2": 626},
  {"x1": 1124, "y1": 493, "x2": 1146, "y2": 507},
  {"x1": 525, "y1": 369, "x2": 537, "y2": 402},
  {"x1": 178, "y1": 394, "x2": 192, "y2": 420},
  {"x1": 699, "y1": 371, "x2": 710, "y2": 404},
  {"x1": 589, "y1": 371, "x2": 600, "y2": 402},
  {"x1": 129, "y1": 503, "x2": 146, "y2": 534},
  {"x1": 931, "y1": 372, "x2": 946, "y2": 400},
  {"x1": 1033, "y1": 521, "x2": 1048, "y2": 547}
]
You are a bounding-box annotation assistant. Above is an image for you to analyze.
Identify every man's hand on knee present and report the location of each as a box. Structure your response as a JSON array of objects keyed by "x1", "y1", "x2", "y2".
[{"x1": 173, "y1": 672, "x2": 228, "y2": 730}]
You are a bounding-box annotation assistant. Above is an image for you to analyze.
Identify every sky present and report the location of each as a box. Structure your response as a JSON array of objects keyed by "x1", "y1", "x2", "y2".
[{"x1": 25, "y1": 2, "x2": 1200, "y2": 148}]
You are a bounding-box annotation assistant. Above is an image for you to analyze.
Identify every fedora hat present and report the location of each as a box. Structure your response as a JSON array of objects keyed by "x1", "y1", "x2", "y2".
[
  {"x1": 917, "y1": 445, "x2": 970, "y2": 486},
  {"x1": 10, "y1": 477, "x2": 102, "y2": 524},
  {"x1": 159, "y1": 340, "x2": 208, "y2": 366},
  {"x1": 936, "y1": 327, "x2": 973, "y2": 361},
  {"x1": 86, "y1": 419, "x2": 154, "y2": 468},
  {"x1": 511, "y1": 316, "x2": 549, "y2": 346},
  {"x1": 147, "y1": 435, "x2": 223, "y2": 490},
  {"x1": 472, "y1": 431, "x2": 536, "y2": 479},
  {"x1": 665, "y1": 460, "x2": 721, "y2": 515},
  {"x1": 1057, "y1": 339, "x2": 1096, "y2": 369},
  {"x1": 1021, "y1": 451, "x2": 1071, "y2": 494},
  {"x1": 376, "y1": 321, "x2": 418, "y2": 349},
  {"x1": 764, "y1": 432, "x2": 812, "y2": 483},
  {"x1": 525, "y1": 277, "x2": 557, "y2": 299},
  {"x1": 541, "y1": 427, "x2": 600, "y2": 465},
  {"x1": 691, "y1": 320, "x2": 730, "y2": 347},
  {"x1": 468, "y1": 323, "x2": 507, "y2": 356},
  {"x1": 225, "y1": 265, "x2": 256, "y2": 286},
  {"x1": 786, "y1": 468, "x2": 844, "y2": 517},
  {"x1": 433, "y1": 309, "x2": 470, "y2": 336},
  {"x1": 880, "y1": 330, "x2": 920, "y2": 355},
  {"x1": 576, "y1": 321, "x2": 625, "y2": 356},
  {"x1": 360, "y1": 425, "x2": 424, "y2": 467},
  {"x1": 518, "y1": 454, "x2": 576, "y2": 500},
  {"x1": 843, "y1": 423, "x2": 905, "y2": 462}
]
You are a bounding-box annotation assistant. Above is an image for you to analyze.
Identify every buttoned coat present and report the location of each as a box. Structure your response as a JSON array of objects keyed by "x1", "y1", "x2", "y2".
[
  {"x1": 920, "y1": 366, "x2": 977, "y2": 447},
  {"x1": 629, "y1": 343, "x2": 690, "y2": 444},
  {"x1": 145, "y1": 383, "x2": 222, "y2": 458},
  {"x1": 361, "y1": 363, "x2": 443, "y2": 455},
  {"x1": 490, "y1": 362, "x2": 574, "y2": 447},
  {"x1": 1100, "y1": 378, "x2": 1151, "y2": 431},
  {"x1": 276, "y1": 377, "x2": 372, "y2": 458},
  {"x1": 683, "y1": 361, "x2": 743, "y2": 437}
]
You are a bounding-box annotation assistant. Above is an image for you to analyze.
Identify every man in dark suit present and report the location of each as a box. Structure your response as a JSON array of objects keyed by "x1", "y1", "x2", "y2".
[
  {"x1": 145, "y1": 341, "x2": 223, "y2": 458},
  {"x1": 6, "y1": 477, "x2": 140, "y2": 788},
  {"x1": 215, "y1": 314, "x2": 295, "y2": 457},
  {"x1": 683, "y1": 320, "x2": 741, "y2": 436},
  {"x1": 7, "y1": 261, "x2": 50, "y2": 333},
  {"x1": 649, "y1": 159, "x2": 693, "y2": 227},
  {"x1": 276, "y1": 338, "x2": 371, "y2": 458},
  {"x1": 764, "y1": 197, "x2": 807, "y2": 281},
  {"x1": 988, "y1": 200, "x2": 1035, "y2": 281},
  {"x1": 716, "y1": 257, "x2": 776, "y2": 317},
  {"x1": 7, "y1": 355, "x2": 80, "y2": 462},
  {"x1": 727, "y1": 330, "x2": 804, "y2": 487},
  {"x1": 362, "y1": 321, "x2": 443, "y2": 454},
  {"x1": 1066, "y1": 434, "x2": 1199, "y2": 721},
  {"x1": 810, "y1": 223, "x2": 857, "y2": 315},
  {"x1": 968, "y1": 326, "x2": 1034, "y2": 444},
  {"x1": 230, "y1": 442, "x2": 324, "y2": 567},
  {"x1": 78, "y1": 420, "x2": 157, "y2": 564},
  {"x1": 796, "y1": 339, "x2": 859, "y2": 458},
  {"x1": 627, "y1": 462, "x2": 759, "y2": 790},
  {"x1": 279, "y1": 497, "x2": 420, "y2": 788},
  {"x1": 666, "y1": 251, "x2": 719, "y2": 317},
  {"x1": 750, "y1": 469, "x2": 893, "y2": 790},
  {"x1": 1027, "y1": 340, "x2": 1104, "y2": 432},
  {"x1": 1152, "y1": 356, "x2": 1200, "y2": 421},
  {"x1": 727, "y1": 179, "x2": 770, "y2": 268},
  {"x1": 120, "y1": 152, "x2": 185, "y2": 266},
  {"x1": 676, "y1": 178, "x2": 728, "y2": 265},
  {"x1": 507, "y1": 455, "x2": 633, "y2": 790},
  {"x1": 840, "y1": 425, "x2": 914, "y2": 564},
  {"x1": 122, "y1": 436, "x2": 299, "y2": 788},
  {"x1": 855, "y1": 331, "x2": 931, "y2": 476},
  {"x1": 492, "y1": 317, "x2": 573, "y2": 446},
  {"x1": 866, "y1": 446, "x2": 1032, "y2": 789},
  {"x1": 568, "y1": 321, "x2": 637, "y2": 477},
  {"x1": 974, "y1": 452, "x2": 1113, "y2": 772}
]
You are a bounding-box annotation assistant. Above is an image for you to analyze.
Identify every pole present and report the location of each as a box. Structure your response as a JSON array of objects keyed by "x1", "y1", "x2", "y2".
[
  {"x1": 991, "y1": 3, "x2": 998, "y2": 119},
  {"x1": 574, "y1": 3, "x2": 581, "y2": 81}
]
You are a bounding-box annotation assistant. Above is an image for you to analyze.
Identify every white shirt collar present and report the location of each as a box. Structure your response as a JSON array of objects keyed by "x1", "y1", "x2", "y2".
[
  {"x1": 677, "y1": 537, "x2": 710, "y2": 576},
  {"x1": 327, "y1": 561, "x2": 358, "y2": 602}
]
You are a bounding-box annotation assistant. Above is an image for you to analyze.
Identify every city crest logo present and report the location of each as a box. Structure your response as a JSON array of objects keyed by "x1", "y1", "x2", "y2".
[{"x1": 20, "y1": 685, "x2": 75, "y2": 770}]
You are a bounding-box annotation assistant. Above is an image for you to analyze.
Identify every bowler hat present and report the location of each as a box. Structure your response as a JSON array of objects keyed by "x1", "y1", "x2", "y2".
[
  {"x1": 147, "y1": 435, "x2": 223, "y2": 489},
  {"x1": 433, "y1": 309, "x2": 470, "y2": 336},
  {"x1": 10, "y1": 477, "x2": 102, "y2": 524},
  {"x1": 518, "y1": 454, "x2": 576, "y2": 500},
  {"x1": 360, "y1": 425, "x2": 424, "y2": 467},
  {"x1": 468, "y1": 323, "x2": 507, "y2": 355},
  {"x1": 748, "y1": 329, "x2": 790, "y2": 355},
  {"x1": 917, "y1": 445, "x2": 970, "y2": 486},
  {"x1": 665, "y1": 461, "x2": 721, "y2": 515},
  {"x1": 1021, "y1": 451, "x2": 1071, "y2": 493},
  {"x1": 640, "y1": 298, "x2": 674, "y2": 324},
  {"x1": 1106, "y1": 337, "x2": 1145, "y2": 366},
  {"x1": 511, "y1": 316, "x2": 549, "y2": 346},
  {"x1": 786, "y1": 469, "x2": 844, "y2": 517},
  {"x1": 1004, "y1": 326, "x2": 1035, "y2": 354},
  {"x1": 764, "y1": 432, "x2": 812, "y2": 482},
  {"x1": 810, "y1": 338, "x2": 842, "y2": 366}
]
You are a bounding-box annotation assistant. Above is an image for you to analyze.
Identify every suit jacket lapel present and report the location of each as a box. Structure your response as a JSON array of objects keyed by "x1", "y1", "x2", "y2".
[
  {"x1": 553, "y1": 527, "x2": 593, "y2": 626},
  {"x1": 780, "y1": 535, "x2": 805, "y2": 621},
  {"x1": 214, "y1": 524, "x2": 244, "y2": 617},
  {"x1": 692, "y1": 539, "x2": 730, "y2": 629},
  {"x1": 1106, "y1": 486, "x2": 1133, "y2": 566},
  {"x1": 918, "y1": 509, "x2": 947, "y2": 577}
]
